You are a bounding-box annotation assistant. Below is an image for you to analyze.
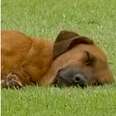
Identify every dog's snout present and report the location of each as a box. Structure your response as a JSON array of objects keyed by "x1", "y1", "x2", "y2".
[
  {"x1": 56, "y1": 67, "x2": 88, "y2": 87},
  {"x1": 73, "y1": 74, "x2": 84, "y2": 82},
  {"x1": 73, "y1": 74, "x2": 87, "y2": 87}
]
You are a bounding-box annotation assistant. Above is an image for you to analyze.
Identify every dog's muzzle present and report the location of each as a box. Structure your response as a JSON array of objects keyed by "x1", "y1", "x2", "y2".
[{"x1": 54, "y1": 67, "x2": 88, "y2": 88}]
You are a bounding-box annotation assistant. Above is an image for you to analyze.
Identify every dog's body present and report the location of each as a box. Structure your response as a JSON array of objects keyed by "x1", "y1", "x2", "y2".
[
  {"x1": 1, "y1": 31, "x2": 54, "y2": 86},
  {"x1": 1, "y1": 30, "x2": 114, "y2": 88}
]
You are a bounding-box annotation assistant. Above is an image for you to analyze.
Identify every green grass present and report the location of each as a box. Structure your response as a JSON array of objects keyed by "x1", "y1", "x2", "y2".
[
  {"x1": 2, "y1": 85, "x2": 116, "y2": 116},
  {"x1": 1, "y1": 0, "x2": 116, "y2": 116}
]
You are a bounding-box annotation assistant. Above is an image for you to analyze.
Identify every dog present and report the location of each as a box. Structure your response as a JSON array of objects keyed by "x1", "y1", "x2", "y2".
[{"x1": 1, "y1": 30, "x2": 114, "y2": 88}]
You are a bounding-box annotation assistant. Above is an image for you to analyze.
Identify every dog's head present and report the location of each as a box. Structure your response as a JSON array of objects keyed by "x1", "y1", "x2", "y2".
[{"x1": 51, "y1": 31, "x2": 114, "y2": 87}]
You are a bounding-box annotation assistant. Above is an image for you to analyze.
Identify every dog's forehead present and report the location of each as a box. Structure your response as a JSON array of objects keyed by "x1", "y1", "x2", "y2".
[
  {"x1": 54, "y1": 44, "x2": 106, "y2": 66},
  {"x1": 74, "y1": 44, "x2": 107, "y2": 61}
]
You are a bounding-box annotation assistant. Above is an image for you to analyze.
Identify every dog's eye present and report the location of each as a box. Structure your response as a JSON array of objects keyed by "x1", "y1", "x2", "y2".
[
  {"x1": 86, "y1": 60, "x2": 93, "y2": 66},
  {"x1": 84, "y1": 51, "x2": 96, "y2": 66}
]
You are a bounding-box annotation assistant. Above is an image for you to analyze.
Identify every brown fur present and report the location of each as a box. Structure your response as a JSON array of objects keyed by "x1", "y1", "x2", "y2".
[{"x1": 1, "y1": 30, "x2": 114, "y2": 88}]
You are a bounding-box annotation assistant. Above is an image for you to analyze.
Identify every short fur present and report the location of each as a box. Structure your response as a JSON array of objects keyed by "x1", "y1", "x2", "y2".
[{"x1": 1, "y1": 30, "x2": 114, "y2": 88}]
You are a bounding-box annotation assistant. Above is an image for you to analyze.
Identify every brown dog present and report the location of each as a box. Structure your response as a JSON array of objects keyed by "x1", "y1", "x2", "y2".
[{"x1": 1, "y1": 30, "x2": 114, "y2": 88}]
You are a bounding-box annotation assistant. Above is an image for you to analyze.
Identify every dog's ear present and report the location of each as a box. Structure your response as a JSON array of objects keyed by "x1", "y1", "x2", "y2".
[{"x1": 53, "y1": 30, "x2": 94, "y2": 59}]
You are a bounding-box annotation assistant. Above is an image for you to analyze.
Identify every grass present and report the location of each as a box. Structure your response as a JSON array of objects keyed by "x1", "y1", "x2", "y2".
[
  {"x1": 1, "y1": 0, "x2": 116, "y2": 116},
  {"x1": 2, "y1": 85, "x2": 116, "y2": 116}
]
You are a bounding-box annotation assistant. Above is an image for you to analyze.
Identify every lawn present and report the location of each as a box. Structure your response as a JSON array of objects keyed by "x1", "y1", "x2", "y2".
[{"x1": 1, "y1": 0, "x2": 116, "y2": 116}]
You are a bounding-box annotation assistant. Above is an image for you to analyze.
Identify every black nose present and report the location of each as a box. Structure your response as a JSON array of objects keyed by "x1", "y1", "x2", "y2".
[
  {"x1": 55, "y1": 67, "x2": 88, "y2": 87},
  {"x1": 73, "y1": 74, "x2": 87, "y2": 87}
]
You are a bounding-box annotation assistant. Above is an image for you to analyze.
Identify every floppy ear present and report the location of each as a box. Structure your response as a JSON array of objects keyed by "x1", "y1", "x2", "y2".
[{"x1": 53, "y1": 30, "x2": 94, "y2": 59}]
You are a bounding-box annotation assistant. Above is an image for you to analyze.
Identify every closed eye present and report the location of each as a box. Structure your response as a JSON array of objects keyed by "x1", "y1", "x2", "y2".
[{"x1": 84, "y1": 51, "x2": 96, "y2": 66}]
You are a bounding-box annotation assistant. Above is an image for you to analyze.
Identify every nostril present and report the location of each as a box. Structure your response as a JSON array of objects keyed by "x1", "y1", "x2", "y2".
[
  {"x1": 74, "y1": 76, "x2": 81, "y2": 82},
  {"x1": 73, "y1": 73, "x2": 87, "y2": 85},
  {"x1": 73, "y1": 74, "x2": 87, "y2": 88},
  {"x1": 73, "y1": 74, "x2": 83, "y2": 83}
]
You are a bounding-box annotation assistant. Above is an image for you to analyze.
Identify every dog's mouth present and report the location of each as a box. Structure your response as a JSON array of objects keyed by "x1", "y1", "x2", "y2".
[
  {"x1": 53, "y1": 67, "x2": 104, "y2": 88},
  {"x1": 53, "y1": 69, "x2": 88, "y2": 88},
  {"x1": 54, "y1": 77, "x2": 87, "y2": 88},
  {"x1": 53, "y1": 76, "x2": 103, "y2": 88}
]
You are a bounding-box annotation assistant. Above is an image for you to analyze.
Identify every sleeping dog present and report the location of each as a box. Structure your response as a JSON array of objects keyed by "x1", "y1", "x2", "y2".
[{"x1": 1, "y1": 30, "x2": 114, "y2": 88}]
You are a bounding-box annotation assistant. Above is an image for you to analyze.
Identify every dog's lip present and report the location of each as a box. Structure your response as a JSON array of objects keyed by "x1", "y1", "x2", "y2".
[
  {"x1": 53, "y1": 74, "x2": 72, "y2": 87},
  {"x1": 55, "y1": 75, "x2": 88, "y2": 88}
]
